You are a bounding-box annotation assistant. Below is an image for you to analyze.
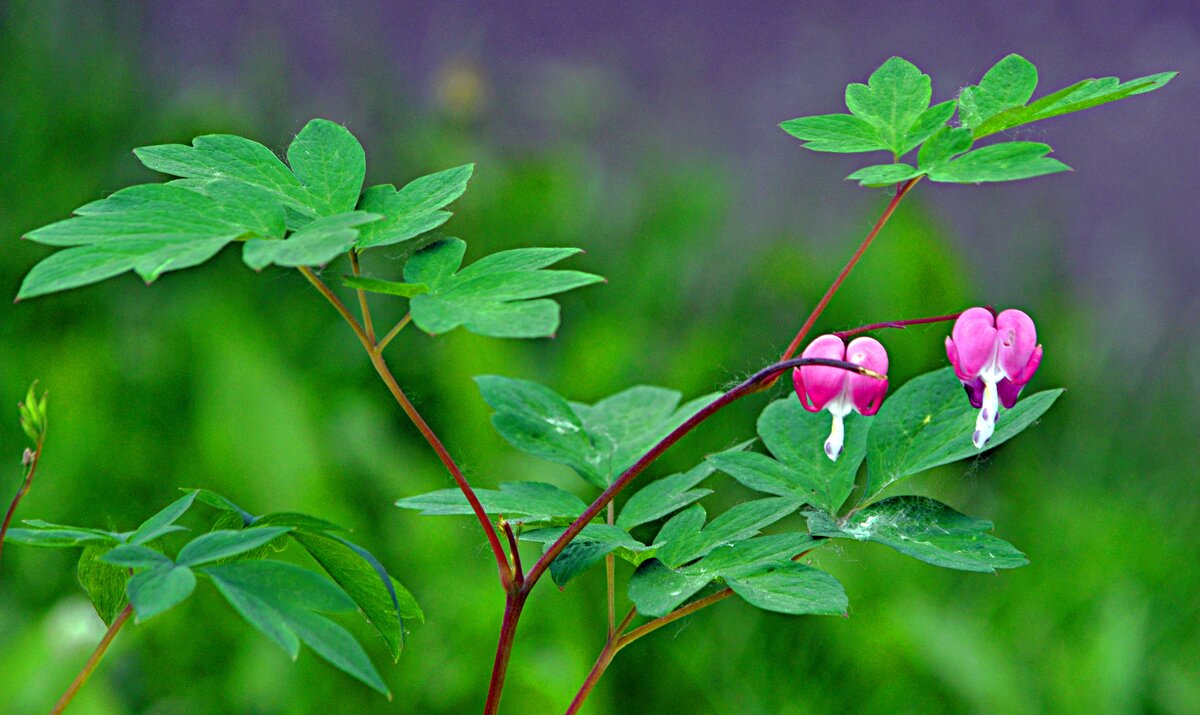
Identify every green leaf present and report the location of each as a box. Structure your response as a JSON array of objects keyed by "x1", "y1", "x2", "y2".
[
  {"x1": 628, "y1": 533, "x2": 819, "y2": 616},
  {"x1": 807, "y1": 496, "x2": 1028, "y2": 572},
  {"x1": 404, "y1": 239, "x2": 603, "y2": 338},
  {"x1": 127, "y1": 564, "x2": 197, "y2": 622},
  {"x1": 901, "y1": 100, "x2": 957, "y2": 155},
  {"x1": 708, "y1": 399, "x2": 869, "y2": 515},
  {"x1": 959, "y1": 54, "x2": 1039, "y2": 131},
  {"x1": 286, "y1": 119, "x2": 366, "y2": 217},
  {"x1": 187, "y1": 488, "x2": 254, "y2": 524},
  {"x1": 203, "y1": 560, "x2": 387, "y2": 695},
  {"x1": 725, "y1": 561, "x2": 849, "y2": 615},
  {"x1": 102, "y1": 544, "x2": 173, "y2": 569},
  {"x1": 3, "y1": 525, "x2": 117, "y2": 547},
  {"x1": 135, "y1": 133, "x2": 312, "y2": 218},
  {"x1": 844, "y1": 57, "x2": 933, "y2": 156},
  {"x1": 292, "y1": 531, "x2": 412, "y2": 660},
  {"x1": 917, "y1": 126, "x2": 974, "y2": 170},
  {"x1": 355, "y1": 165, "x2": 473, "y2": 250},
  {"x1": 16, "y1": 182, "x2": 283, "y2": 299},
  {"x1": 396, "y1": 481, "x2": 587, "y2": 526},
  {"x1": 846, "y1": 163, "x2": 923, "y2": 188},
  {"x1": 341, "y1": 275, "x2": 429, "y2": 298},
  {"x1": 129, "y1": 492, "x2": 197, "y2": 546},
  {"x1": 779, "y1": 114, "x2": 889, "y2": 153},
  {"x1": 475, "y1": 376, "x2": 715, "y2": 489},
  {"x1": 242, "y1": 212, "x2": 380, "y2": 270},
  {"x1": 78, "y1": 543, "x2": 131, "y2": 625},
  {"x1": 970, "y1": 66, "x2": 1175, "y2": 139},
  {"x1": 176, "y1": 526, "x2": 293, "y2": 567},
  {"x1": 864, "y1": 368, "x2": 1062, "y2": 501},
  {"x1": 656, "y1": 497, "x2": 798, "y2": 569},
  {"x1": 616, "y1": 461, "x2": 717, "y2": 529},
  {"x1": 520, "y1": 524, "x2": 651, "y2": 588},
  {"x1": 926, "y1": 142, "x2": 1070, "y2": 184},
  {"x1": 254, "y1": 512, "x2": 348, "y2": 533}
]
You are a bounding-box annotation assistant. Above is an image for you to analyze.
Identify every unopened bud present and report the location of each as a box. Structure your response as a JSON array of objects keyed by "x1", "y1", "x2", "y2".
[{"x1": 22, "y1": 447, "x2": 34, "y2": 466}]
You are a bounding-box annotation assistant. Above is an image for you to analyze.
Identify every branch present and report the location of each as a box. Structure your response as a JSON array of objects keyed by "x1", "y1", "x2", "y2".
[
  {"x1": 0, "y1": 432, "x2": 45, "y2": 577},
  {"x1": 833, "y1": 310, "x2": 962, "y2": 340},
  {"x1": 521, "y1": 357, "x2": 882, "y2": 592},
  {"x1": 50, "y1": 604, "x2": 133, "y2": 715}
]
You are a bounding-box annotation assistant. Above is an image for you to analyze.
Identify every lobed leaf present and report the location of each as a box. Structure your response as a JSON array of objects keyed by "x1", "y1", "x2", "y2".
[
  {"x1": 286, "y1": 119, "x2": 366, "y2": 217},
  {"x1": 845, "y1": 163, "x2": 923, "y2": 188},
  {"x1": 127, "y1": 564, "x2": 197, "y2": 622},
  {"x1": 355, "y1": 164, "x2": 473, "y2": 250},
  {"x1": 403, "y1": 238, "x2": 603, "y2": 338},
  {"x1": 396, "y1": 481, "x2": 587, "y2": 526},
  {"x1": 520, "y1": 524, "x2": 652, "y2": 588},
  {"x1": 129, "y1": 492, "x2": 197, "y2": 546},
  {"x1": 616, "y1": 460, "x2": 719, "y2": 530},
  {"x1": 864, "y1": 368, "x2": 1062, "y2": 502},
  {"x1": 844, "y1": 57, "x2": 935, "y2": 156},
  {"x1": 175, "y1": 526, "x2": 294, "y2": 567},
  {"x1": 725, "y1": 561, "x2": 849, "y2": 615},
  {"x1": 807, "y1": 496, "x2": 1027, "y2": 572},
  {"x1": 926, "y1": 142, "x2": 1070, "y2": 184},
  {"x1": 242, "y1": 211, "x2": 380, "y2": 270},
  {"x1": 655, "y1": 497, "x2": 799, "y2": 569}
]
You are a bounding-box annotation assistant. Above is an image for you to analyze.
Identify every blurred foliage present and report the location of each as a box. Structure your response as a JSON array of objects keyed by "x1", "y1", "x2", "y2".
[{"x1": 1, "y1": 2, "x2": 1197, "y2": 714}]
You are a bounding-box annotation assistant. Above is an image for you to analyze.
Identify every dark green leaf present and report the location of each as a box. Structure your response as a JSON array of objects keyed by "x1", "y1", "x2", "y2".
[
  {"x1": 627, "y1": 559, "x2": 709, "y2": 617},
  {"x1": 187, "y1": 488, "x2": 254, "y2": 524},
  {"x1": 4, "y1": 525, "x2": 117, "y2": 547},
  {"x1": 864, "y1": 368, "x2": 1062, "y2": 502},
  {"x1": 404, "y1": 238, "x2": 603, "y2": 338},
  {"x1": 725, "y1": 562, "x2": 848, "y2": 615},
  {"x1": 292, "y1": 531, "x2": 412, "y2": 660},
  {"x1": 254, "y1": 512, "x2": 347, "y2": 533},
  {"x1": 657, "y1": 497, "x2": 798, "y2": 568},
  {"x1": 807, "y1": 496, "x2": 1028, "y2": 572},
  {"x1": 616, "y1": 461, "x2": 717, "y2": 529},
  {"x1": 520, "y1": 524, "x2": 651, "y2": 588},
  {"x1": 129, "y1": 492, "x2": 197, "y2": 546},
  {"x1": 203, "y1": 561, "x2": 387, "y2": 695},
  {"x1": 242, "y1": 211, "x2": 380, "y2": 270},
  {"x1": 176, "y1": 527, "x2": 293, "y2": 567},
  {"x1": 102, "y1": 544, "x2": 173, "y2": 569},
  {"x1": 341, "y1": 275, "x2": 429, "y2": 297},
  {"x1": 127, "y1": 564, "x2": 196, "y2": 622},
  {"x1": 396, "y1": 480, "x2": 587, "y2": 526},
  {"x1": 845, "y1": 163, "x2": 923, "y2": 188},
  {"x1": 286, "y1": 119, "x2": 366, "y2": 217},
  {"x1": 926, "y1": 142, "x2": 1070, "y2": 184},
  {"x1": 78, "y1": 543, "x2": 130, "y2": 625},
  {"x1": 355, "y1": 165, "x2": 473, "y2": 250},
  {"x1": 778, "y1": 114, "x2": 888, "y2": 153}
]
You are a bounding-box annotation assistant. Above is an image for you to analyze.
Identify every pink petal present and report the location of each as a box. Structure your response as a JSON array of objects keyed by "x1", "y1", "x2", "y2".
[
  {"x1": 997, "y1": 378, "x2": 1024, "y2": 409},
  {"x1": 995, "y1": 309, "x2": 1038, "y2": 382},
  {"x1": 792, "y1": 367, "x2": 820, "y2": 413},
  {"x1": 797, "y1": 334, "x2": 848, "y2": 411},
  {"x1": 1014, "y1": 344, "x2": 1043, "y2": 386},
  {"x1": 950, "y1": 307, "x2": 998, "y2": 381},
  {"x1": 845, "y1": 336, "x2": 889, "y2": 415}
]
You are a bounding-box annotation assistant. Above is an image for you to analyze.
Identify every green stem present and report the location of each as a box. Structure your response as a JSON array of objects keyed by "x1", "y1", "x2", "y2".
[{"x1": 50, "y1": 604, "x2": 132, "y2": 715}]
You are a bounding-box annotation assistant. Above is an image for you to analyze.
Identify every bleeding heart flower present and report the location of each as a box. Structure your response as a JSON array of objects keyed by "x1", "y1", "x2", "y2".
[
  {"x1": 793, "y1": 335, "x2": 889, "y2": 461},
  {"x1": 945, "y1": 307, "x2": 1043, "y2": 449}
]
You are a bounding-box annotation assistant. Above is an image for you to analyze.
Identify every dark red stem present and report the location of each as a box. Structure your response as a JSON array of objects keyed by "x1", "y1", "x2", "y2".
[
  {"x1": 0, "y1": 434, "x2": 44, "y2": 577},
  {"x1": 833, "y1": 311, "x2": 963, "y2": 340},
  {"x1": 483, "y1": 593, "x2": 527, "y2": 715}
]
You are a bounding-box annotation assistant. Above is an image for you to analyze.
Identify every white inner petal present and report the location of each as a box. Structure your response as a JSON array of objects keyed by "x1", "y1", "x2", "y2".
[{"x1": 824, "y1": 392, "x2": 852, "y2": 462}]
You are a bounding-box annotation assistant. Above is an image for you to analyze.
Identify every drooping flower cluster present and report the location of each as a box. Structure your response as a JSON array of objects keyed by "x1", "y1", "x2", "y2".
[
  {"x1": 793, "y1": 307, "x2": 1043, "y2": 457},
  {"x1": 793, "y1": 335, "x2": 888, "y2": 461},
  {"x1": 945, "y1": 307, "x2": 1043, "y2": 448}
]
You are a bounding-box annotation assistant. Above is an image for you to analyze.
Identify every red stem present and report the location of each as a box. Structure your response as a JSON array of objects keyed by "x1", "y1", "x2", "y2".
[
  {"x1": 483, "y1": 593, "x2": 527, "y2": 715},
  {"x1": 0, "y1": 433, "x2": 44, "y2": 577},
  {"x1": 50, "y1": 604, "x2": 133, "y2": 715},
  {"x1": 833, "y1": 311, "x2": 962, "y2": 340},
  {"x1": 522, "y1": 357, "x2": 881, "y2": 592},
  {"x1": 779, "y1": 177, "x2": 920, "y2": 362}
]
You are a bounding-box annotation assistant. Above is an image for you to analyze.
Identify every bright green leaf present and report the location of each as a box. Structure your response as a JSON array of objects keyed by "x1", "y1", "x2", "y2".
[
  {"x1": 844, "y1": 57, "x2": 933, "y2": 155},
  {"x1": 656, "y1": 497, "x2": 798, "y2": 569},
  {"x1": 102, "y1": 544, "x2": 173, "y2": 569},
  {"x1": 959, "y1": 54, "x2": 1039, "y2": 131},
  {"x1": 4, "y1": 525, "x2": 117, "y2": 547},
  {"x1": 846, "y1": 163, "x2": 923, "y2": 187},
  {"x1": 778, "y1": 114, "x2": 888, "y2": 153},
  {"x1": 864, "y1": 368, "x2": 1062, "y2": 502},
  {"x1": 807, "y1": 496, "x2": 1028, "y2": 572},
  {"x1": 901, "y1": 99, "x2": 957, "y2": 155},
  {"x1": 286, "y1": 119, "x2": 366, "y2": 217},
  {"x1": 341, "y1": 275, "x2": 429, "y2": 298},
  {"x1": 926, "y1": 142, "x2": 1070, "y2": 184},
  {"x1": 355, "y1": 164, "x2": 473, "y2": 250},
  {"x1": 242, "y1": 211, "x2": 380, "y2": 270},
  {"x1": 918, "y1": 126, "x2": 974, "y2": 170},
  {"x1": 129, "y1": 492, "x2": 197, "y2": 546},
  {"x1": 404, "y1": 238, "x2": 603, "y2": 338},
  {"x1": 616, "y1": 461, "x2": 718, "y2": 529}
]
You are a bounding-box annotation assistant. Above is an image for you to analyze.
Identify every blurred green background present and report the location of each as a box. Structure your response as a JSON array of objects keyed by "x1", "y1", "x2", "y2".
[{"x1": 2, "y1": 1, "x2": 1197, "y2": 713}]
